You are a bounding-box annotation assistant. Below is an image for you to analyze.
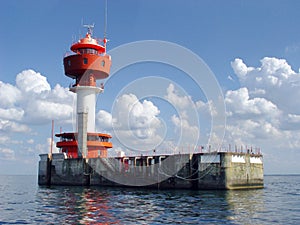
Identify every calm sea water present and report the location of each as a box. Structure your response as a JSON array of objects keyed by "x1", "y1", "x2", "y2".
[{"x1": 0, "y1": 175, "x2": 299, "y2": 224}]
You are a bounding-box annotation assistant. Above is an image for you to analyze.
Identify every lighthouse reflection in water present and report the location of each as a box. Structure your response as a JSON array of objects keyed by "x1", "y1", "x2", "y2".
[{"x1": 64, "y1": 188, "x2": 119, "y2": 224}]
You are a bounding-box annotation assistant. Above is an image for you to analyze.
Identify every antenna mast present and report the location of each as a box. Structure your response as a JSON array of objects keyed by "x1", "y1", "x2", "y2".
[
  {"x1": 104, "y1": 0, "x2": 108, "y2": 39},
  {"x1": 83, "y1": 24, "x2": 95, "y2": 35}
]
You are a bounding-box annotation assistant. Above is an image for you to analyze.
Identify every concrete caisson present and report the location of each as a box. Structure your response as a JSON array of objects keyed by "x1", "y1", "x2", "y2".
[{"x1": 38, "y1": 152, "x2": 263, "y2": 190}]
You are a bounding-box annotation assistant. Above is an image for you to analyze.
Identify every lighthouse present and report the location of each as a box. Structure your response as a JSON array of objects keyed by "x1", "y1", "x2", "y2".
[{"x1": 55, "y1": 25, "x2": 112, "y2": 158}]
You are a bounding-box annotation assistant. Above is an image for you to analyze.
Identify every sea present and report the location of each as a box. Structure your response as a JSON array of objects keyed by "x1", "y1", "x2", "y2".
[{"x1": 0, "y1": 175, "x2": 299, "y2": 224}]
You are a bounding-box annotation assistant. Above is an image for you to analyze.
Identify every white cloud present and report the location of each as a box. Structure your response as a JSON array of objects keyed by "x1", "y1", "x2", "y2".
[
  {"x1": 287, "y1": 114, "x2": 300, "y2": 123},
  {"x1": 113, "y1": 93, "x2": 161, "y2": 136},
  {"x1": 165, "y1": 83, "x2": 193, "y2": 110},
  {"x1": 164, "y1": 83, "x2": 202, "y2": 146},
  {"x1": 231, "y1": 56, "x2": 300, "y2": 115},
  {"x1": 0, "y1": 147, "x2": 15, "y2": 160},
  {"x1": 0, "y1": 119, "x2": 30, "y2": 133},
  {"x1": 0, "y1": 81, "x2": 21, "y2": 108},
  {"x1": 227, "y1": 57, "x2": 300, "y2": 154},
  {"x1": 0, "y1": 108, "x2": 24, "y2": 121},
  {"x1": 231, "y1": 57, "x2": 300, "y2": 114},
  {"x1": 25, "y1": 100, "x2": 73, "y2": 124},
  {"x1": 231, "y1": 58, "x2": 255, "y2": 80},
  {"x1": 16, "y1": 69, "x2": 51, "y2": 94},
  {"x1": 95, "y1": 94, "x2": 164, "y2": 151},
  {"x1": 196, "y1": 99, "x2": 217, "y2": 117},
  {"x1": 96, "y1": 110, "x2": 114, "y2": 130},
  {"x1": 171, "y1": 114, "x2": 199, "y2": 145},
  {"x1": 225, "y1": 87, "x2": 279, "y2": 117},
  {"x1": 280, "y1": 113, "x2": 300, "y2": 131},
  {"x1": 0, "y1": 69, "x2": 75, "y2": 127}
]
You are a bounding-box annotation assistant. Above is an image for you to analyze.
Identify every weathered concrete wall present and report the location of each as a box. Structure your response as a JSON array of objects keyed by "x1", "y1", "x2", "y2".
[
  {"x1": 38, "y1": 152, "x2": 264, "y2": 190},
  {"x1": 224, "y1": 153, "x2": 264, "y2": 189},
  {"x1": 50, "y1": 154, "x2": 89, "y2": 186},
  {"x1": 193, "y1": 153, "x2": 264, "y2": 189},
  {"x1": 88, "y1": 155, "x2": 193, "y2": 189},
  {"x1": 38, "y1": 154, "x2": 51, "y2": 185},
  {"x1": 195, "y1": 153, "x2": 226, "y2": 189},
  {"x1": 197, "y1": 163, "x2": 226, "y2": 189}
]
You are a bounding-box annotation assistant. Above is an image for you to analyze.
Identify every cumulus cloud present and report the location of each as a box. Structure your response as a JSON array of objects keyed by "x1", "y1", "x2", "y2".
[
  {"x1": 0, "y1": 69, "x2": 75, "y2": 167},
  {"x1": 171, "y1": 114, "x2": 199, "y2": 145},
  {"x1": 0, "y1": 81, "x2": 21, "y2": 108},
  {"x1": 231, "y1": 57, "x2": 300, "y2": 113},
  {"x1": 196, "y1": 99, "x2": 217, "y2": 117},
  {"x1": 0, "y1": 120, "x2": 30, "y2": 133},
  {"x1": 227, "y1": 57, "x2": 300, "y2": 151},
  {"x1": 165, "y1": 83, "x2": 193, "y2": 110},
  {"x1": 107, "y1": 93, "x2": 164, "y2": 151},
  {"x1": 225, "y1": 87, "x2": 279, "y2": 118},
  {"x1": 0, "y1": 69, "x2": 75, "y2": 127},
  {"x1": 16, "y1": 69, "x2": 51, "y2": 94},
  {"x1": 165, "y1": 83, "x2": 202, "y2": 146},
  {"x1": 231, "y1": 57, "x2": 300, "y2": 114},
  {"x1": 113, "y1": 94, "x2": 161, "y2": 135},
  {"x1": 231, "y1": 58, "x2": 256, "y2": 81},
  {"x1": 96, "y1": 110, "x2": 114, "y2": 130},
  {"x1": 25, "y1": 99, "x2": 73, "y2": 124},
  {"x1": 0, "y1": 108, "x2": 24, "y2": 121}
]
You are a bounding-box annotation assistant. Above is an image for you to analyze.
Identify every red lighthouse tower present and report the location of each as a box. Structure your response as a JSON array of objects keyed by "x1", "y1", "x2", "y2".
[{"x1": 56, "y1": 25, "x2": 112, "y2": 158}]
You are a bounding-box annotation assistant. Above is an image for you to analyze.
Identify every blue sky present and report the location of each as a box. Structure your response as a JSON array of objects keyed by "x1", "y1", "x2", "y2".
[{"x1": 1, "y1": 0, "x2": 300, "y2": 175}]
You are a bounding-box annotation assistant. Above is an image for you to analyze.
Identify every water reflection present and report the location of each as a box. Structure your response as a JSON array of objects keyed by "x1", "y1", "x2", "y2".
[
  {"x1": 1, "y1": 175, "x2": 299, "y2": 224},
  {"x1": 39, "y1": 187, "x2": 234, "y2": 224},
  {"x1": 34, "y1": 176, "x2": 299, "y2": 224},
  {"x1": 225, "y1": 189, "x2": 265, "y2": 224},
  {"x1": 36, "y1": 187, "x2": 120, "y2": 224},
  {"x1": 37, "y1": 186, "x2": 265, "y2": 224}
]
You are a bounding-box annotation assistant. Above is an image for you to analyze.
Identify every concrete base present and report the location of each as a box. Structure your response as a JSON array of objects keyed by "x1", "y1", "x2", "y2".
[{"x1": 38, "y1": 152, "x2": 264, "y2": 190}]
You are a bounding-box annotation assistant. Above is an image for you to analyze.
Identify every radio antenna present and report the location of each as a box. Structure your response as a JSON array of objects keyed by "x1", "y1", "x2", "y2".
[
  {"x1": 83, "y1": 24, "x2": 94, "y2": 35},
  {"x1": 104, "y1": 0, "x2": 108, "y2": 39}
]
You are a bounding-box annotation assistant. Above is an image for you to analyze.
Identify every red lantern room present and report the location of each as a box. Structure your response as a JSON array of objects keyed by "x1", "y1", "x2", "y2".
[{"x1": 63, "y1": 25, "x2": 111, "y2": 87}]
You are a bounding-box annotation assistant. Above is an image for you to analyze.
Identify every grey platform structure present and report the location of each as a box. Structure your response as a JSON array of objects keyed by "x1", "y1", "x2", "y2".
[{"x1": 38, "y1": 151, "x2": 263, "y2": 190}]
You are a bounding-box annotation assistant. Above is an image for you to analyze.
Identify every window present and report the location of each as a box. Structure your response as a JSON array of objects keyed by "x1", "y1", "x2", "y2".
[
  {"x1": 78, "y1": 48, "x2": 84, "y2": 54},
  {"x1": 101, "y1": 60, "x2": 105, "y2": 67},
  {"x1": 68, "y1": 60, "x2": 71, "y2": 66},
  {"x1": 83, "y1": 58, "x2": 88, "y2": 64},
  {"x1": 79, "y1": 48, "x2": 98, "y2": 55}
]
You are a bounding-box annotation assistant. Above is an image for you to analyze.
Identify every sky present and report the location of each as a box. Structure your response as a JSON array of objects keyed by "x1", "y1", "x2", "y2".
[{"x1": 1, "y1": 0, "x2": 300, "y2": 175}]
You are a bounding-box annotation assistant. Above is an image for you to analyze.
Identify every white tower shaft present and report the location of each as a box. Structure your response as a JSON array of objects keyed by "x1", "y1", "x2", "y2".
[{"x1": 71, "y1": 86, "x2": 103, "y2": 132}]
